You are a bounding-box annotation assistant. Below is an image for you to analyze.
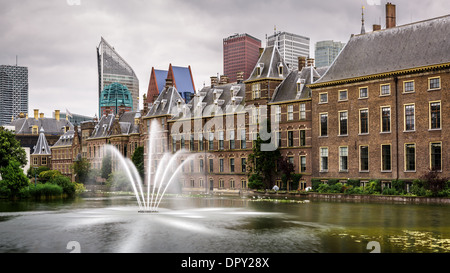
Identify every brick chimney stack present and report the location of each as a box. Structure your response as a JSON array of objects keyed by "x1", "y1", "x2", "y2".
[
  {"x1": 373, "y1": 24, "x2": 381, "y2": 31},
  {"x1": 386, "y1": 2, "x2": 396, "y2": 29},
  {"x1": 298, "y1": 56, "x2": 307, "y2": 71}
]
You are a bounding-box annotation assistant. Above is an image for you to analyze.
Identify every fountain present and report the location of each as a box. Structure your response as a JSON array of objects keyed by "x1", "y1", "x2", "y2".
[{"x1": 104, "y1": 119, "x2": 194, "y2": 213}]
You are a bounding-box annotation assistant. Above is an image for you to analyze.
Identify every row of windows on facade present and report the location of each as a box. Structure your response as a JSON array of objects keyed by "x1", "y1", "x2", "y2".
[
  {"x1": 151, "y1": 154, "x2": 308, "y2": 176},
  {"x1": 169, "y1": 128, "x2": 308, "y2": 152},
  {"x1": 319, "y1": 77, "x2": 441, "y2": 104},
  {"x1": 183, "y1": 178, "x2": 248, "y2": 190},
  {"x1": 319, "y1": 142, "x2": 442, "y2": 173},
  {"x1": 319, "y1": 100, "x2": 442, "y2": 136}
]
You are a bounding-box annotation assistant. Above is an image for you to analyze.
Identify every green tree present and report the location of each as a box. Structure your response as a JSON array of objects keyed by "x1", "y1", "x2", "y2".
[
  {"x1": 132, "y1": 146, "x2": 145, "y2": 180},
  {"x1": 0, "y1": 127, "x2": 27, "y2": 169},
  {"x1": 101, "y1": 153, "x2": 112, "y2": 180},
  {"x1": 0, "y1": 160, "x2": 29, "y2": 197},
  {"x1": 27, "y1": 166, "x2": 50, "y2": 179},
  {"x1": 247, "y1": 120, "x2": 281, "y2": 189},
  {"x1": 72, "y1": 157, "x2": 91, "y2": 184}
]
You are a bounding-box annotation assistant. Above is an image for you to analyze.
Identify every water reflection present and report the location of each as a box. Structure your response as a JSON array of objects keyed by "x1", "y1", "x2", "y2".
[{"x1": 0, "y1": 196, "x2": 449, "y2": 253}]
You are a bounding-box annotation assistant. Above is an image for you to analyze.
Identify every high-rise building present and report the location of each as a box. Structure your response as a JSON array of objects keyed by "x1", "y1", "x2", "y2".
[
  {"x1": 314, "y1": 40, "x2": 346, "y2": 68},
  {"x1": 223, "y1": 33, "x2": 261, "y2": 83},
  {"x1": 97, "y1": 37, "x2": 139, "y2": 116},
  {"x1": 0, "y1": 65, "x2": 28, "y2": 126},
  {"x1": 267, "y1": 31, "x2": 310, "y2": 71}
]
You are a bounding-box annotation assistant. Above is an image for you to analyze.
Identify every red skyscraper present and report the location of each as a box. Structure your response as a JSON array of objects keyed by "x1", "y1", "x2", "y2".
[{"x1": 223, "y1": 33, "x2": 261, "y2": 83}]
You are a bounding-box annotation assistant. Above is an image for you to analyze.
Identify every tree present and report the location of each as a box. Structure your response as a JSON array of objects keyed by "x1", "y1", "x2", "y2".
[
  {"x1": 101, "y1": 153, "x2": 112, "y2": 180},
  {"x1": 0, "y1": 160, "x2": 29, "y2": 197},
  {"x1": 278, "y1": 157, "x2": 295, "y2": 190},
  {"x1": 131, "y1": 146, "x2": 145, "y2": 180},
  {"x1": 0, "y1": 127, "x2": 27, "y2": 169},
  {"x1": 72, "y1": 157, "x2": 91, "y2": 184},
  {"x1": 421, "y1": 169, "x2": 449, "y2": 197},
  {"x1": 247, "y1": 120, "x2": 281, "y2": 189}
]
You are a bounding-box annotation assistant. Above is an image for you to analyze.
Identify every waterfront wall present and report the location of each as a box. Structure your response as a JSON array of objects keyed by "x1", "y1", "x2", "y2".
[{"x1": 249, "y1": 191, "x2": 450, "y2": 205}]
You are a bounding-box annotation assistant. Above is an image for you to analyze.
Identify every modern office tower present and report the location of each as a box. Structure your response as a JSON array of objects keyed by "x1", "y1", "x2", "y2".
[
  {"x1": 223, "y1": 33, "x2": 261, "y2": 83},
  {"x1": 314, "y1": 40, "x2": 346, "y2": 68},
  {"x1": 267, "y1": 31, "x2": 310, "y2": 71},
  {"x1": 97, "y1": 37, "x2": 139, "y2": 116},
  {"x1": 0, "y1": 65, "x2": 28, "y2": 126}
]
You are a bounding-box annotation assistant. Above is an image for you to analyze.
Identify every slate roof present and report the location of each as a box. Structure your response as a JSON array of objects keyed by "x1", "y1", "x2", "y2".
[
  {"x1": 246, "y1": 46, "x2": 290, "y2": 81},
  {"x1": 271, "y1": 66, "x2": 321, "y2": 103},
  {"x1": 146, "y1": 86, "x2": 185, "y2": 117},
  {"x1": 118, "y1": 111, "x2": 141, "y2": 135},
  {"x1": 10, "y1": 116, "x2": 73, "y2": 136},
  {"x1": 174, "y1": 82, "x2": 246, "y2": 120},
  {"x1": 89, "y1": 114, "x2": 115, "y2": 139},
  {"x1": 53, "y1": 130, "x2": 75, "y2": 147},
  {"x1": 314, "y1": 14, "x2": 450, "y2": 85},
  {"x1": 32, "y1": 128, "x2": 51, "y2": 155}
]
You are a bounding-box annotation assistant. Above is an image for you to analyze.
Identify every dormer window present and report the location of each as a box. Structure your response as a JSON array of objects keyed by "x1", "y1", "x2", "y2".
[
  {"x1": 297, "y1": 79, "x2": 305, "y2": 92},
  {"x1": 278, "y1": 63, "x2": 283, "y2": 76},
  {"x1": 256, "y1": 63, "x2": 264, "y2": 76}
]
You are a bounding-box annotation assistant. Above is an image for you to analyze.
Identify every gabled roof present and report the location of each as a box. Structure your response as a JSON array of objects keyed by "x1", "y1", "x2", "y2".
[
  {"x1": 146, "y1": 86, "x2": 185, "y2": 117},
  {"x1": 170, "y1": 64, "x2": 196, "y2": 93},
  {"x1": 313, "y1": 14, "x2": 450, "y2": 86},
  {"x1": 270, "y1": 66, "x2": 321, "y2": 103},
  {"x1": 246, "y1": 46, "x2": 290, "y2": 82},
  {"x1": 52, "y1": 130, "x2": 75, "y2": 148},
  {"x1": 173, "y1": 82, "x2": 246, "y2": 121},
  {"x1": 10, "y1": 116, "x2": 73, "y2": 136},
  {"x1": 89, "y1": 114, "x2": 115, "y2": 139},
  {"x1": 32, "y1": 128, "x2": 51, "y2": 155}
]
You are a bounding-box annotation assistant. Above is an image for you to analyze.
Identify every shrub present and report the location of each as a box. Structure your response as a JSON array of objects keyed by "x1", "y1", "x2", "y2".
[
  {"x1": 345, "y1": 186, "x2": 364, "y2": 195},
  {"x1": 39, "y1": 170, "x2": 62, "y2": 183},
  {"x1": 28, "y1": 183, "x2": 63, "y2": 198},
  {"x1": 364, "y1": 181, "x2": 380, "y2": 195},
  {"x1": 382, "y1": 187, "x2": 398, "y2": 196},
  {"x1": 49, "y1": 175, "x2": 75, "y2": 197},
  {"x1": 248, "y1": 173, "x2": 264, "y2": 190},
  {"x1": 317, "y1": 183, "x2": 330, "y2": 193}
]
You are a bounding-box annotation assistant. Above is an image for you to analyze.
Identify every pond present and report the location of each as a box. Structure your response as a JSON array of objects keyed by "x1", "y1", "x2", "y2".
[{"x1": 0, "y1": 195, "x2": 449, "y2": 253}]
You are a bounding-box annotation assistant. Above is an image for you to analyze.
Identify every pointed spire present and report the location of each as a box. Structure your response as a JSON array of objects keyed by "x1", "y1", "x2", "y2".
[
  {"x1": 361, "y1": 5, "x2": 366, "y2": 34},
  {"x1": 32, "y1": 128, "x2": 51, "y2": 155}
]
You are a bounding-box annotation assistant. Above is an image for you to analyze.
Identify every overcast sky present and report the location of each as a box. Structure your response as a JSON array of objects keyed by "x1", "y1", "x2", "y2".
[{"x1": 1, "y1": 0, "x2": 450, "y2": 118}]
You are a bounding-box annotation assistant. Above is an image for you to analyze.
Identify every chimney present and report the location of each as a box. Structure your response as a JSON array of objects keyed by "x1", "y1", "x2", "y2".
[
  {"x1": 386, "y1": 2, "x2": 396, "y2": 29},
  {"x1": 259, "y1": 48, "x2": 264, "y2": 57},
  {"x1": 298, "y1": 56, "x2": 307, "y2": 71},
  {"x1": 306, "y1": 58, "x2": 315, "y2": 67},
  {"x1": 165, "y1": 77, "x2": 173, "y2": 88},
  {"x1": 236, "y1": 71, "x2": 244, "y2": 83},
  {"x1": 34, "y1": 109, "x2": 39, "y2": 120},
  {"x1": 373, "y1": 24, "x2": 381, "y2": 31},
  {"x1": 39, "y1": 113, "x2": 44, "y2": 119},
  {"x1": 55, "y1": 110, "x2": 60, "y2": 121},
  {"x1": 210, "y1": 76, "x2": 218, "y2": 87},
  {"x1": 219, "y1": 75, "x2": 228, "y2": 85}
]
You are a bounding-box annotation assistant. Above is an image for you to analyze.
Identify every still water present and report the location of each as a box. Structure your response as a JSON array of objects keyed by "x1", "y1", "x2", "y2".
[{"x1": 0, "y1": 195, "x2": 449, "y2": 253}]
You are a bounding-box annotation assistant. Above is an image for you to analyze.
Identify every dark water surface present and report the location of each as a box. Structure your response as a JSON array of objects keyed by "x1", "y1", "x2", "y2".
[{"x1": 0, "y1": 195, "x2": 449, "y2": 253}]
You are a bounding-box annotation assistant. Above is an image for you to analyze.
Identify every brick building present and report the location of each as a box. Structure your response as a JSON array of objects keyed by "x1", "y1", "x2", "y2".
[{"x1": 309, "y1": 6, "x2": 449, "y2": 190}]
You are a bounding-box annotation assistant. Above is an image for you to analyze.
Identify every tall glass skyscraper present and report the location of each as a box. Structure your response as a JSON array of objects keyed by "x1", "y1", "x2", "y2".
[
  {"x1": 267, "y1": 31, "x2": 310, "y2": 71},
  {"x1": 315, "y1": 40, "x2": 346, "y2": 68},
  {"x1": 97, "y1": 37, "x2": 139, "y2": 116},
  {"x1": 0, "y1": 65, "x2": 28, "y2": 126}
]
